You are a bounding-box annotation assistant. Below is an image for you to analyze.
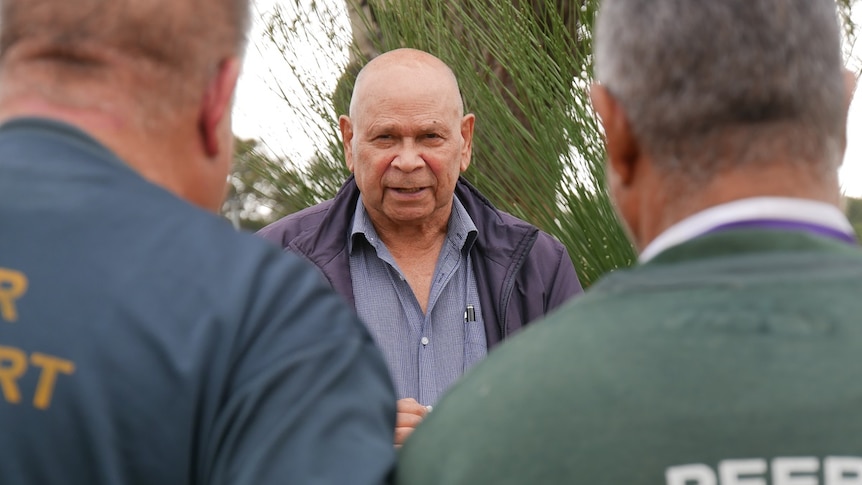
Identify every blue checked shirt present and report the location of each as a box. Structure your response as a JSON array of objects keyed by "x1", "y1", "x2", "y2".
[{"x1": 349, "y1": 196, "x2": 487, "y2": 406}]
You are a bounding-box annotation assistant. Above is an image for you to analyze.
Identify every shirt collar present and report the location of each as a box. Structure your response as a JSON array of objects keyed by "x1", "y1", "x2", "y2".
[
  {"x1": 349, "y1": 195, "x2": 478, "y2": 254},
  {"x1": 639, "y1": 197, "x2": 854, "y2": 263}
]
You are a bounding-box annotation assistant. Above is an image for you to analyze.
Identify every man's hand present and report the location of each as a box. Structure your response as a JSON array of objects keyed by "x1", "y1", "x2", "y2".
[{"x1": 395, "y1": 398, "x2": 431, "y2": 447}]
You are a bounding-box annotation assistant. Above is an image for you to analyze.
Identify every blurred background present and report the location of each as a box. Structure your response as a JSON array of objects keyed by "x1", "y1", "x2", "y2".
[{"x1": 226, "y1": 0, "x2": 862, "y2": 287}]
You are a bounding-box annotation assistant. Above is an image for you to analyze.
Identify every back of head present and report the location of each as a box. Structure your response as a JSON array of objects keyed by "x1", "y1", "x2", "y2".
[
  {"x1": 0, "y1": 0, "x2": 250, "y2": 117},
  {"x1": 0, "y1": 0, "x2": 252, "y2": 211},
  {"x1": 593, "y1": 0, "x2": 847, "y2": 182}
]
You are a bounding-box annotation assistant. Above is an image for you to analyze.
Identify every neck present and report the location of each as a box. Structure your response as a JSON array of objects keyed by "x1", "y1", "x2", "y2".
[
  {"x1": 0, "y1": 82, "x2": 206, "y2": 207},
  {"x1": 375, "y1": 221, "x2": 449, "y2": 254},
  {"x1": 368, "y1": 210, "x2": 451, "y2": 255},
  {"x1": 633, "y1": 163, "x2": 842, "y2": 251}
]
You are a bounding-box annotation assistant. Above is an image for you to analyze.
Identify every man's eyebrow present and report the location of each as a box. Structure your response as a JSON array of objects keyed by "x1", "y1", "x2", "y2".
[{"x1": 366, "y1": 122, "x2": 397, "y2": 132}]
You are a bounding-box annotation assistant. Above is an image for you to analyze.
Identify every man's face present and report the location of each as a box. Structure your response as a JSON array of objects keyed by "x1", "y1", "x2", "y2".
[{"x1": 342, "y1": 63, "x2": 474, "y2": 232}]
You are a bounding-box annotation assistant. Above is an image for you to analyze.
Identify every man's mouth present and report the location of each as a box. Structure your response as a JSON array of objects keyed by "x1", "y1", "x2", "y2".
[{"x1": 394, "y1": 187, "x2": 424, "y2": 193}]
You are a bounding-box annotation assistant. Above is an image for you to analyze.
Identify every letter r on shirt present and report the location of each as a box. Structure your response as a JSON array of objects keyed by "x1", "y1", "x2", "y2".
[{"x1": 0, "y1": 268, "x2": 27, "y2": 322}]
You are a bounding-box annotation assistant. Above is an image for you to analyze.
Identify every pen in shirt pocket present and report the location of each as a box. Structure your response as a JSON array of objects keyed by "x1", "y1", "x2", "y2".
[{"x1": 464, "y1": 304, "x2": 476, "y2": 323}]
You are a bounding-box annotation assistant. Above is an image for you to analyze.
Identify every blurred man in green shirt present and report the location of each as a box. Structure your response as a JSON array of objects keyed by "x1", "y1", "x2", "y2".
[{"x1": 396, "y1": 0, "x2": 862, "y2": 483}]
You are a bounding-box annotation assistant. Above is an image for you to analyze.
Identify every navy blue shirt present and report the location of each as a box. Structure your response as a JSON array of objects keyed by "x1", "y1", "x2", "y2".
[{"x1": 0, "y1": 119, "x2": 396, "y2": 484}]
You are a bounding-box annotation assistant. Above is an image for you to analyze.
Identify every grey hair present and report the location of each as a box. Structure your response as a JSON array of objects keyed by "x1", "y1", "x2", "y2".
[
  {"x1": 229, "y1": 0, "x2": 253, "y2": 53},
  {"x1": 0, "y1": 0, "x2": 252, "y2": 125},
  {"x1": 594, "y1": 0, "x2": 847, "y2": 181}
]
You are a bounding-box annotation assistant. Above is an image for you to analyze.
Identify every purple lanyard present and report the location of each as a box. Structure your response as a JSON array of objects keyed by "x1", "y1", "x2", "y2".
[{"x1": 704, "y1": 219, "x2": 858, "y2": 245}]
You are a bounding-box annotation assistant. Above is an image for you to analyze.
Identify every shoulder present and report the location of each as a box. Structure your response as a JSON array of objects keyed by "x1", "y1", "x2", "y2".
[
  {"x1": 178, "y1": 217, "x2": 397, "y2": 484},
  {"x1": 256, "y1": 199, "x2": 335, "y2": 248},
  {"x1": 256, "y1": 177, "x2": 361, "y2": 249},
  {"x1": 455, "y1": 178, "x2": 566, "y2": 248},
  {"x1": 456, "y1": 177, "x2": 576, "y2": 278},
  {"x1": 167, "y1": 209, "x2": 371, "y2": 359},
  {"x1": 530, "y1": 228, "x2": 569, "y2": 256},
  {"x1": 455, "y1": 178, "x2": 533, "y2": 230},
  {"x1": 455, "y1": 178, "x2": 537, "y2": 253}
]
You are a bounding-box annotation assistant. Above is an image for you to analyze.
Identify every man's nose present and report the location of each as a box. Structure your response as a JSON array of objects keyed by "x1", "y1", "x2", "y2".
[{"x1": 391, "y1": 140, "x2": 425, "y2": 172}]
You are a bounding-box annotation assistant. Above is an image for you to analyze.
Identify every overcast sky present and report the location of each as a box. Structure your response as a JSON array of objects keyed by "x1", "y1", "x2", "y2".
[{"x1": 232, "y1": 0, "x2": 862, "y2": 198}]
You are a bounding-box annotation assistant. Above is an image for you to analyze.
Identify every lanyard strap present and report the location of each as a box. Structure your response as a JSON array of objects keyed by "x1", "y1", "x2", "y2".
[{"x1": 705, "y1": 219, "x2": 858, "y2": 245}]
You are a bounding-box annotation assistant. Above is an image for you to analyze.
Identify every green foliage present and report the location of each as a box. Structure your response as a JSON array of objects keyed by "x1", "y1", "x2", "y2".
[
  {"x1": 249, "y1": 0, "x2": 858, "y2": 286},
  {"x1": 257, "y1": 0, "x2": 634, "y2": 286},
  {"x1": 258, "y1": 1, "x2": 352, "y2": 207},
  {"x1": 222, "y1": 137, "x2": 347, "y2": 231},
  {"x1": 845, "y1": 196, "x2": 862, "y2": 239},
  {"x1": 222, "y1": 2, "x2": 354, "y2": 230},
  {"x1": 838, "y1": 0, "x2": 856, "y2": 40},
  {"x1": 222, "y1": 138, "x2": 280, "y2": 231}
]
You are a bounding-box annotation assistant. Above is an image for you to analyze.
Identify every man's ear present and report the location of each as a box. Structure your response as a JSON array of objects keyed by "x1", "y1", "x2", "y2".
[
  {"x1": 844, "y1": 68, "x2": 858, "y2": 111},
  {"x1": 590, "y1": 83, "x2": 640, "y2": 187},
  {"x1": 459, "y1": 113, "x2": 475, "y2": 172},
  {"x1": 339, "y1": 115, "x2": 355, "y2": 172},
  {"x1": 200, "y1": 57, "x2": 241, "y2": 157}
]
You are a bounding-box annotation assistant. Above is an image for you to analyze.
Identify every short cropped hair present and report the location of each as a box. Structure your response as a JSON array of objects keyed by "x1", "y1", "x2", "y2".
[
  {"x1": 0, "y1": 0, "x2": 251, "y2": 108},
  {"x1": 594, "y1": 0, "x2": 847, "y2": 181}
]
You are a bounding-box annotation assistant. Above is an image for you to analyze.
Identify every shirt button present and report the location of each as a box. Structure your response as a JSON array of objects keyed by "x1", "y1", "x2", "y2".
[{"x1": 420, "y1": 337, "x2": 430, "y2": 346}]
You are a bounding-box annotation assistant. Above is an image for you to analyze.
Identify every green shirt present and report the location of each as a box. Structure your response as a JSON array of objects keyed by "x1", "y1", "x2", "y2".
[{"x1": 396, "y1": 229, "x2": 862, "y2": 484}]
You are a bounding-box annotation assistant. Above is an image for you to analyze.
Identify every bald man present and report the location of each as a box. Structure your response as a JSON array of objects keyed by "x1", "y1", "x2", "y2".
[
  {"x1": 0, "y1": 0, "x2": 397, "y2": 483},
  {"x1": 258, "y1": 48, "x2": 582, "y2": 446}
]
